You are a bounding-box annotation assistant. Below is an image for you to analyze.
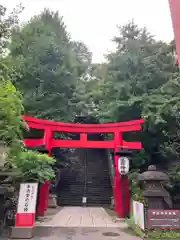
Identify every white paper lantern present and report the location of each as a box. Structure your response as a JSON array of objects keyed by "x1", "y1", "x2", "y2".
[{"x1": 118, "y1": 156, "x2": 129, "y2": 175}]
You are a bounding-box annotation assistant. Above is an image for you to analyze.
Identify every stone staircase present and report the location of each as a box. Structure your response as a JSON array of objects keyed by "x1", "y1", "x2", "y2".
[{"x1": 57, "y1": 147, "x2": 112, "y2": 207}]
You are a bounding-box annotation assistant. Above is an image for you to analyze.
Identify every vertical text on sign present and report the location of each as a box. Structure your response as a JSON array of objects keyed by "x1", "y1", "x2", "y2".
[
  {"x1": 17, "y1": 183, "x2": 38, "y2": 214},
  {"x1": 16, "y1": 183, "x2": 38, "y2": 227}
]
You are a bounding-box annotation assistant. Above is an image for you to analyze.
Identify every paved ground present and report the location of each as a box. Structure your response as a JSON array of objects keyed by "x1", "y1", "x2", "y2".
[
  {"x1": 33, "y1": 226, "x2": 141, "y2": 240},
  {"x1": 34, "y1": 207, "x2": 141, "y2": 239},
  {"x1": 36, "y1": 207, "x2": 126, "y2": 228},
  {"x1": 1, "y1": 207, "x2": 141, "y2": 239}
]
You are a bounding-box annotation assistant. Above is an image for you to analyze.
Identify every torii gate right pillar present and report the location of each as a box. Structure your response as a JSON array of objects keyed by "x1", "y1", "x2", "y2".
[
  {"x1": 113, "y1": 123, "x2": 144, "y2": 218},
  {"x1": 114, "y1": 132, "x2": 130, "y2": 218}
]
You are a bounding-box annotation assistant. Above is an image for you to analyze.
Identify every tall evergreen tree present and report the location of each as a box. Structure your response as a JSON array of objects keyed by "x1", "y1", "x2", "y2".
[
  {"x1": 10, "y1": 9, "x2": 92, "y2": 121},
  {"x1": 89, "y1": 21, "x2": 179, "y2": 169}
]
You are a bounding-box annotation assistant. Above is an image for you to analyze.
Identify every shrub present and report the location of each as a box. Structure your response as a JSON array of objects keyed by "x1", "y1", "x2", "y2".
[
  {"x1": 0, "y1": 79, "x2": 26, "y2": 158},
  {"x1": 12, "y1": 150, "x2": 56, "y2": 184}
]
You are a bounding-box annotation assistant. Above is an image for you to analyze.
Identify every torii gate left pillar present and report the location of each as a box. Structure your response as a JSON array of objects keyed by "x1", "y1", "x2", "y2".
[{"x1": 23, "y1": 116, "x2": 144, "y2": 218}]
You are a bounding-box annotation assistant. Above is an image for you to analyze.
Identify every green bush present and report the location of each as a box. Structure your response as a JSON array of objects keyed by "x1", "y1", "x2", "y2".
[
  {"x1": 0, "y1": 79, "x2": 26, "y2": 158},
  {"x1": 126, "y1": 217, "x2": 146, "y2": 238},
  {"x1": 12, "y1": 150, "x2": 56, "y2": 183},
  {"x1": 129, "y1": 171, "x2": 147, "y2": 206}
]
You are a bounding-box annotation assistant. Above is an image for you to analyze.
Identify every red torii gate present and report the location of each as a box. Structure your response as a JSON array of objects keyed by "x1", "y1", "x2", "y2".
[{"x1": 23, "y1": 115, "x2": 144, "y2": 218}]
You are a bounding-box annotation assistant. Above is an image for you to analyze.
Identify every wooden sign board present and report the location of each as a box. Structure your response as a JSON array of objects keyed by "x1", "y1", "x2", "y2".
[
  {"x1": 16, "y1": 183, "x2": 38, "y2": 227},
  {"x1": 148, "y1": 210, "x2": 180, "y2": 230}
]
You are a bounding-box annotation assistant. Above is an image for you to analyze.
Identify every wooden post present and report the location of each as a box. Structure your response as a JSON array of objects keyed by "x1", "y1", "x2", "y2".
[
  {"x1": 114, "y1": 132, "x2": 130, "y2": 218},
  {"x1": 37, "y1": 183, "x2": 47, "y2": 216}
]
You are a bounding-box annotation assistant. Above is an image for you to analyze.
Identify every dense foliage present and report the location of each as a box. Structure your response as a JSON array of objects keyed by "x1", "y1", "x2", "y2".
[
  {"x1": 0, "y1": 5, "x2": 55, "y2": 182},
  {"x1": 88, "y1": 22, "x2": 180, "y2": 196},
  {"x1": 14, "y1": 150, "x2": 55, "y2": 183},
  {"x1": 0, "y1": 79, "x2": 25, "y2": 156},
  {"x1": 10, "y1": 9, "x2": 92, "y2": 121},
  {"x1": 0, "y1": 4, "x2": 23, "y2": 54},
  {"x1": 1, "y1": 4, "x2": 180, "y2": 197},
  {"x1": 0, "y1": 4, "x2": 25, "y2": 157}
]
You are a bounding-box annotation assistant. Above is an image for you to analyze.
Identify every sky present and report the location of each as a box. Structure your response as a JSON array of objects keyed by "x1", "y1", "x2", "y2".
[{"x1": 2, "y1": 0, "x2": 174, "y2": 63}]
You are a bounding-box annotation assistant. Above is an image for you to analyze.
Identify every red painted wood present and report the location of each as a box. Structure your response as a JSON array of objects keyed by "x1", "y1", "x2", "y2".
[
  {"x1": 26, "y1": 121, "x2": 142, "y2": 133},
  {"x1": 80, "y1": 133, "x2": 87, "y2": 142},
  {"x1": 43, "y1": 129, "x2": 53, "y2": 152},
  {"x1": 44, "y1": 181, "x2": 50, "y2": 212},
  {"x1": 114, "y1": 132, "x2": 123, "y2": 217},
  {"x1": 37, "y1": 183, "x2": 47, "y2": 217},
  {"x1": 169, "y1": 0, "x2": 180, "y2": 66},
  {"x1": 52, "y1": 139, "x2": 114, "y2": 149},
  {"x1": 23, "y1": 115, "x2": 144, "y2": 128},
  {"x1": 16, "y1": 213, "x2": 35, "y2": 227},
  {"x1": 24, "y1": 139, "x2": 44, "y2": 148},
  {"x1": 114, "y1": 132, "x2": 131, "y2": 218},
  {"x1": 24, "y1": 138, "x2": 142, "y2": 150},
  {"x1": 23, "y1": 115, "x2": 144, "y2": 219},
  {"x1": 124, "y1": 176, "x2": 130, "y2": 217}
]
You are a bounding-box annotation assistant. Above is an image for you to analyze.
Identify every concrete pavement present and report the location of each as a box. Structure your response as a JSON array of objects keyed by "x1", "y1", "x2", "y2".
[
  {"x1": 0, "y1": 207, "x2": 141, "y2": 239},
  {"x1": 36, "y1": 207, "x2": 126, "y2": 228},
  {"x1": 33, "y1": 207, "x2": 141, "y2": 240},
  {"x1": 33, "y1": 226, "x2": 141, "y2": 240}
]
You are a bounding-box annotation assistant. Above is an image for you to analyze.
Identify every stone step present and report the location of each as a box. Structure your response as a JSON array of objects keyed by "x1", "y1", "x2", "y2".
[
  {"x1": 61, "y1": 177, "x2": 111, "y2": 181},
  {"x1": 58, "y1": 191, "x2": 112, "y2": 198},
  {"x1": 59, "y1": 185, "x2": 112, "y2": 189},
  {"x1": 58, "y1": 147, "x2": 112, "y2": 206},
  {"x1": 59, "y1": 189, "x2": 112, "y2": 194},
  {"x1": 58, "y1": 193, "x2": 112, "y2": 198},
  {"x1": 58, "y1": 199, "x2": 111, "y2": 205}
]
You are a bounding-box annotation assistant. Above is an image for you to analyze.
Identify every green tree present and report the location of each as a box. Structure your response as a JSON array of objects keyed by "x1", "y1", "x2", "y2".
[
  {"x1": 0, "y1": 4, "x2": 25, "y2": 157},
  {"x1": 10, "y1": 9, "x2": 92, "y2": 122},
  {"x1": 0, "y1": 4, "x2": 23, "y2": 54},
  {"x1": 0, "y1": 79, "x2": 25, "y2": 158},
  {"x1": 90, "y1": 21, "x2": 179, "y2": 170}
]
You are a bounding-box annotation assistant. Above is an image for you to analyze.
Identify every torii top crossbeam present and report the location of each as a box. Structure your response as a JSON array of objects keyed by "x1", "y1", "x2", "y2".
[{"x1": 23, "y1": 116, "x2": 144, "y2": 150}]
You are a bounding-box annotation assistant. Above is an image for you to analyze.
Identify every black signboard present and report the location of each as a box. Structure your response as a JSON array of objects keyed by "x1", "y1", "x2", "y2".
[{"x1": 148, "y1": 210, "x2": 180, "y2": 230}]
